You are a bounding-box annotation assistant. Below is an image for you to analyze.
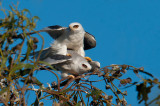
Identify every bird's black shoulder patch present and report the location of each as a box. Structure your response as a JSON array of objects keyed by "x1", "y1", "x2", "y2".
[
  {"x1": 50, "y1": 54, "x2": 71, "y2": 60},
  {"x1": 48, "y1": 25, "x2": 62, "y2": 29}
]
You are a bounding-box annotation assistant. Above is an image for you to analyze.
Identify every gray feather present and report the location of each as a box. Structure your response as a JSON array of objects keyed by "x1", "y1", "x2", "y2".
[
  {"x1": 84, "y1": 32, "x2": 96, "y2": 50},
  {"x1": 40, "y1": 25, "x2": 67, "y2": 39}
]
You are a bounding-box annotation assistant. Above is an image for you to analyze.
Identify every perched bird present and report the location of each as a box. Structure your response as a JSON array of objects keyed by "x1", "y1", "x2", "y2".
[
  {"x1": 33, "y1": 40, "x2": 70, "y2": 65},
  {"x1": 53, "y1": 50, "x2": 93, "y2": 78},
  {"x1": 39, "y1": 22, "x2": 96, "y2": 58},
  {"x1": 32, "y1": 48, "x2": 93, "y2": 78},
  {"x1": 50, "y1": 60, "x2": 101, "y2": 89},
  {"x1": 60, "y1": 60, "x2": 101, "y2": 78}
]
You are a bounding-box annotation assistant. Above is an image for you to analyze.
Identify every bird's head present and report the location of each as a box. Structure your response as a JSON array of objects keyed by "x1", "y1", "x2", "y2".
[
  {"x1": 69, "y1": 22, "x2": 84, "y2": 33},
  {"x1": 78, "y1": 61, "x2": 92, "y2": 73}
]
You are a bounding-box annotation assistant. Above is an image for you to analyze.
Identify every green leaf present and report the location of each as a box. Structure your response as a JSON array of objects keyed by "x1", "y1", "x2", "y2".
[
  {"x1": 22, "y1": 39, "x2": 33, "y2": 61},
  {"x1": 22, "y1": 9, "x2": 30, "y2": 14},
  {"x1": 10, "y1": 63, "x2": 35, "y2": 76},
  {"x1": 76, "y1": 101, "x2": 82, "y2": 106},
  {"x1": 9, "y1": 11, "x2": 13, "y2": 18},
  {"x1": 38, "y1": 61, "x2": 57, "y2": 70},
  {"x1": 1, "y1": 56, "x2": 7, "y2": 68},
  {"x1": 86, "y1": 89, "x2": 102, "y2": 100},
  {"x1": 74, "y1": 95, "x2": 78, "y2": 103},
  {"x1": 60, "y1": 88, "x2": 70, "y2": 94},
  {"x1": 34, "y1": 91, "x2": 41, "y2": 106},
  {"x1": 70, "y1": 91, "x2": 76, "y2": 99},
  {"x1": 0, "y1": 87, "x2": 9, "y2": 95},
  {"x1": 31, "y1": 77, "x2": 43, "y2": 86},
  {"x1": 21, "y1": 77, "x2": 42, "y2": 86},
  {"x1": 9, "y1": 5, "x2": 16, "y2": 13},
  {"x1": 32, "y1": 16, "x2": 40, "y2": 20},
  {"x1": 26, "y1": 18, "x2": 31, "y2": 27},
  {"x1": 15, "y1": 68, "x2": 32, "y2": 77}
]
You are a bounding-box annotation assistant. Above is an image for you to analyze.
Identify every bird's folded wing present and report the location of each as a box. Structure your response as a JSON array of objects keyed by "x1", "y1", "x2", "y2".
[
  {"x1": 42, "y1": 54, "x2": 71, "y2": 65},
  {"x1": 31, "y1": 48, "x2": 72, "y2": 65},
  {"x1": 30, "y1": 47, "x2": 51, "y2": 60},
  {"x1": 40, "y1": 25, "x2": 67, "y2": 39},
  {"x1": 84, "y1": 32, "x2": 96, "y2": 50}
]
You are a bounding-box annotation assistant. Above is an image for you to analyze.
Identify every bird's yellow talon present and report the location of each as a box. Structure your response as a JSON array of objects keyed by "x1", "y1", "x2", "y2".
[
  {"x1": 66, "y1": 53, "x2": 71, "y2": 57},
  {"x1": 68, "y1": 75, "x2": 75, "y2": 79},
  {"x1": 85, "y1": 57, "x2": 92, "y2": 62}
]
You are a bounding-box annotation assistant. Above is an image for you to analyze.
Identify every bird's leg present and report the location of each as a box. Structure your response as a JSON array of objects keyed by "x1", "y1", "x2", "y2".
[
  {"x1": 67, "y1": 75, "x2": 75, "y2": 79},
  {"x1": 84, "y1": 57, "x2": 92, "y2": 62},
  {"x1": 61, "y1": 73, "x2": 75, "y2": 79},
  {"x1": 66, "y1": 53, "x2": 71, "y2": 56}
]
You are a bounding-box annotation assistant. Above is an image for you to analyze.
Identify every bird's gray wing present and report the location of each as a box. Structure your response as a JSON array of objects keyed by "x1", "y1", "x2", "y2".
[
  {"x1": 31, "y1": 48, "x2": 71, "y2": 65},
  {"x1": 41, "y1": 54, "x2": 71, "y2": 65},
  {"x1": 23, "y1": 26, "x2": 96, "y2": 50},
  {"x1": 30, "y1": 47, "x2": 51, "y2": 60},
  {"x1": 40, "y1": 25, "x2": 67, "y2": 39},
  {"x1": 84, "y1": 32, "x2": 96, "y2": 50}
]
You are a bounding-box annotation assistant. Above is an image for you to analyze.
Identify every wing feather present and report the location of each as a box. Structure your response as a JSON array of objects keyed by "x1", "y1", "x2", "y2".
[
  {"x1": 31, "y1": 47, "x2": 72, "y2": 65},
  {"x1": 84, "y1": 32, "x2": 96, "y2": 50},
  {"x1": 40, "y1": 25, "x2": 67, "y2": 39}
]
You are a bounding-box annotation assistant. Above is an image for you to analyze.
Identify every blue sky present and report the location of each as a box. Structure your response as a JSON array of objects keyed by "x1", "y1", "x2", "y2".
[{"x1": 1, "y1": 0, "x2": 160, "y2": 105}]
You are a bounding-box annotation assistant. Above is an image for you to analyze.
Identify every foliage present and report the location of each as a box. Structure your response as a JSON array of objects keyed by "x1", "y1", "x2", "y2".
[{"x1": 0, "y1": 4, "x2": 159, "y2": 106}]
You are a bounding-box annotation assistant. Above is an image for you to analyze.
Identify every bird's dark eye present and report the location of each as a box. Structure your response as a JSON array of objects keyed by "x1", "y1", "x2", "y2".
[
  {"x1": 82, "y1": 64, "x2": 88, "y2": 68},
  {"x1": 73, "y1": 25, "x2": 79, "y2": 28}
]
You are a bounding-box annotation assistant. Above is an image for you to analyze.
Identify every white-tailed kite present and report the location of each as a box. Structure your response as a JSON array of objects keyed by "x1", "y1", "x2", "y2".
[
  {"x1": 53, "y1": 50, "x2": 92, "y2": 78},
  {"x1": 60, "y1": 60, "x2": 101, "y2": 78},
  {"x1": 32, "y1": 48, "x2": 100, "y2": 78},
  {"x1": 39, "y1": 22, "x2": 96, "y2": 57}
]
